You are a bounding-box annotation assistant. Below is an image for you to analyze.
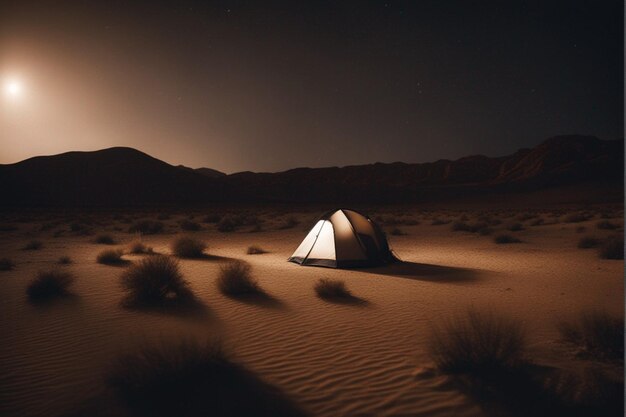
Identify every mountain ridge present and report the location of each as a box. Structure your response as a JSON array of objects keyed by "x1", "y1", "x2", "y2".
[{"x1": 0, "y1": 135, "x2": 622, "y2": 206}]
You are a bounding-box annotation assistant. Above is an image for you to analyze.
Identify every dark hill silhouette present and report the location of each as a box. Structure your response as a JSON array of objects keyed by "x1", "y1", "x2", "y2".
[{"x1": 0, "y1": 136, "x2": 622, "y2": 207}]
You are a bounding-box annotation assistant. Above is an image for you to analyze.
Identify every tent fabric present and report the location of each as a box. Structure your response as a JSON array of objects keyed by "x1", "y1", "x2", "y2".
[{"x1": 288, "y1": 209, "x2": 396, "y2": 268}]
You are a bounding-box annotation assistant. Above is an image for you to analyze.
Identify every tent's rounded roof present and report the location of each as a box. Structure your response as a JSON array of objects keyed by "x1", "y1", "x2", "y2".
[{"x1": 289, "y1": 208, "x2": 395, "y2": 268}]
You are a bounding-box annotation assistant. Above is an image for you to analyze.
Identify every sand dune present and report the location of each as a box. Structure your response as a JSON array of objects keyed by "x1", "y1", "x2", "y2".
[{"x1": 0, "y1": 209, "x2": 622, "y2": 416}]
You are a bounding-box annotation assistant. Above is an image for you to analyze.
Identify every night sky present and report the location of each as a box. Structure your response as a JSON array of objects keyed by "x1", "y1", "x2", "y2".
[{"x1": 0, "y1": 1, "x2": 622, "y2": 173}]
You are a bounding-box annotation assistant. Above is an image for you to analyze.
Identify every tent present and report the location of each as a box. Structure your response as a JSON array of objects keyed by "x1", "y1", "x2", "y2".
[{"x1": 288, "y1": 209, "x2": 397, "y2": 268}]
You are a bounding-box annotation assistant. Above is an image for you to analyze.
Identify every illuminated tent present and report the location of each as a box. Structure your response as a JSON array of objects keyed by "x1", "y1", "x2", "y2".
[{"x1": 288, "y1": 209, "x2": 397, "y2": 268}]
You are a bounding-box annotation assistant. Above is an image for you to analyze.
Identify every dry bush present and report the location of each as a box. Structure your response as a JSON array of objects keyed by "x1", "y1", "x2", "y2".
[
  {"x1": 246, "y1": 245, "x2": 267, "y2": 255},
  {"x1": 278, "y1": 216, "x2": 300, "y2": 230},
  {"x1": 452, "y1": 221, "x2": 490, "y2": 234},
  {"x1": 97, "y1": 249, "x2": 125, "y2": 265},
  {"x1": 431, "y1": 218, "x2": 450, "y2": 226},
  {"x1": 314, "y1": 278, "x2": 353, "y2": 300},
  {"x1": 0, "y1": 258, "x2": 15, "y2": 271},
  {"x1": 129, "y1": 241, "x2": 154, "y2": 255},
  {"x1": 120, "y1": 255, "x2": 193, "y2": 307},
  {"x1": 529, "y1": 217, "x2": 545, "y2": 226},
  {"x1": 390, "y1": 227, "x2": 406, "y2": 236},
  {"x1": 171, "y1": 237, "x2": 206, "y2": 258},
  {"x1": 577, "y1": 236, "x2": 600, "y2": 249},
  {"x1": 558, "y1": 311, "x2": 623, "y2": 362},
  {"x1": 22, "y1": 240, "x2": 43, "y2": 250},
  {"x1": 107, "y1": 339, "x2": 306, "y2": 417},
  {"x1": 599, "y1": 235, "x2": 623, "y2": 260},
  {"x1": 27, "y1": 270, "x2": 75, "y2": 302},
  {"x1": 128, "y1": 220, "x2": 164, "y2": 235},
  {"x1": 429, "y1": 308, "x2": 527, "y2": 376},
  {"x1": 217, "y1": 261, "x2": 262, "y2": 296},
  {"x1": 494, "y1": 234, "x2": 521, "y2": 244},
  {"x1": 179, "y1": 219, "x2": 201, "y2": 231},
  {"x1": 507, "y1": 222, "x2": 524, "y2": 231},
  {"x1": 94, "y1": 234, "x2": 116, "y2": 244},
  {"x1": 203, "y1": 213, "x2": 222, "y2": 223},
  {"x1": 57, "y1": 256, "x2": 72, "y2": 265},
  {"x1": 564, "y1": 213, "x2": 590, "y2": 223},
  {"x1": 217, "y1": 215, "x2": 243, "y2": 232},
  {"x1": 596, "y1": 220, "x2": 620, "y2": 230}
]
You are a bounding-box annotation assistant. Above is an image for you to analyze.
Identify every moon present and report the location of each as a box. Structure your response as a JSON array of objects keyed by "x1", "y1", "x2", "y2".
[{"x1": 4, "y1": 79, "x2": 23, "y2": 98}]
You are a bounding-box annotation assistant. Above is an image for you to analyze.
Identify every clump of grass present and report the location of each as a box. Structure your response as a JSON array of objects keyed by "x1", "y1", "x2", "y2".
[
  {"x1": 494, "y1": 234, "x2": 522, "y2": 244},
  {"x1": 97, "y1": 249, "x2": 125, "y2": 265},
  {"x1": 390, "y1": 227, "x2": 406, "y2": 236},
  {"x1": 128, "y1": 220, "x2": 164, "y2": 235},
  {"x1": 0, "y1": 258, "x2": 15, "y2": 271},
  {"x1": 57, "y1": 256, "x2": 72, "y2": 265},
  {"x1": 557, "y1": 311, "x2": 623, "y2": 362},
  {"x1": 278, "y1": 216, "x2": 300, "y2": 230},
  {"x1": 246, "y1": 245, "x2": 267, "y2": 255},
  {"x1": 217, "y1": 215, "x2": 242, "y2": 232},
  {"x1": 431, "y1": 218, "x2": 450, "y2": 226},
  {"x1": 22, "y1": 240, "x2": 43, "y2": 250},
  {"x1": 27, "y1": 270, "x2": 75, "y2": 302},
  {"x1": 107, "y1": 339, "x2": 305, "y2": 417},
  {"x1": 529, "y1": 218, "x2": 545, "y2": 226},
  {"x1": 596, "y1": 220, "x2": 619, "y2": 230},
  {"x1": 452, "y1": 221, "x2": 489, "y2": 234},
  {"x1": 120, "y1": 255, "x2": 193, "y2": 306},
  {"x1": 94, "y1": 234, "x2": 116, "y2": 244},
  {"x1": 171, "y1": 237, "x2": 206, "y2": 258},
  {"x1": 599, "y1": 235, "x2": 623, "y2": 260},
  {"x1": 429, "y1": 308, "x2": 527, "y2": 376},
  {"x1": 179, "y1": 219, "x2": 201, "y2": 231},
  {"x1": 563, "y1": 212, "x2": 590, "y2": 223},
  {"x1": 129, "y1": 241, "x2": 154, "y2": 255},
  {"x1": 506, "y1": 222, "x2": 524, "y2": 231},
  {"x1": 156, "y1": 213, "x2": 171, "y2": 220},
  {"x1": 217, "y1": 261, "x2": 262, "y2": 296},
  {"x1": 314, "y1": 278, "x2": 353, "y2": 300},
  {"x1": 203, "y1": 213, "x2": 222, "y2": 223},
  {"x1": 577, "y1": 236, "x2": 600, "y2": 249}
]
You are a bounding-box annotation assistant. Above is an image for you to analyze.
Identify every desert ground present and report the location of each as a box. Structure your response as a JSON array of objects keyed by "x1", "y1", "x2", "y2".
[{"x1": 0, "y1": 205, "x2": 623, "y2": 417}]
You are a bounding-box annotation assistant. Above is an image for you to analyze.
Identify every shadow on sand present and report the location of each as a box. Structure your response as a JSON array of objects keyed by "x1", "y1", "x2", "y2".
[
  {"x1": 359, "y1": 261, "x2": 482, "y2": 283},
  {"x1": 225, "y1": 292, "x2": 287, "y2": 310},
  {"x1": 318, "y1": 294, "x2": 370, "y2": 307},
  {"x1": 122, "y1": 296, "x2": 215, "y2": 321}
]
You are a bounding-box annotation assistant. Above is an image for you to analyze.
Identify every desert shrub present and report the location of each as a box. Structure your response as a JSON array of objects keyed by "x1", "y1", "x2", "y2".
[
  {"x1": 599, "y1": 235, "x2": 623, "y2": 260},
  {"x1": 516, "y1": 213, "x2": 537, "y2": 222},
  {"x1": 129, "y1": 220, "x2": 164, "y2": 235},
  {"x1": 452, "y1": 221, "x2": 489, "y2": 234},
  {"x1": 97, "y1": 249, "x2": 125, "y2": 265},
  {"x1": 70, "y1": 222, "x2": 88, "y2": 232},
  {"x1": 27, "y1": 270, "x2": 75, "y2": 301},
  {"x1": 558, "y1": 311, "x2": 623, "y2": 362},
  {"x1": 217, "y1": 215, "x2": 242, "y2": 232},
  {"x1": 278, "y1": 216, "x2": 300, "y2": 230},
  {"x1": 390, "y1": 227, "x2": 406, "y2": 236},
  {"x1": 429, "y1": 308, "x2": 527, "y2": 376},
  {"x1": 529, "y1": 218, "x2": 545, "y2": 226},
  {"x1": 171, "y1": 237, "x2": 206, "y2": 258},
  {"x1": 507, "y1": 222, "x2": 524, "y2": 231},
  {"x1": 156, "y1": 213, "x2": 171, "y2": 220},
  {"x1": 0, "y1": 258, "x2": 15, "y2": 271},
  {"x1": 22, "y1": 240, "x2": 43, "y2": 250},
  {"x1": 120, "y1": 255, "x2": 193, "y2": 306},
  {"x1": 57, "y1": 256, "x2": 72, "y2": 265},
  {"x1": 431, "y1": 218, "x2": 450, "y2": 226},
  {"x1": 575, "y1": 226, "x2": 587, "y2": 233},
  {"x1": 94, "y1": 234, "x2": 116, "y2": 244},
  {"x1": 246, "y1": 245, "x2": 267, "y2": 255},
  {"x1": 179, "y1": 219, "x2": 201, "y2": 231},
  {"x1": 217, "y1": 261, "x2": 262, "y2": 296},
  {"x1": 107, "y1": 340, "x2": 305, "y2": 417},
  {"x1": 564, "y1": 213, "x2": 590, "y2": 223},
  {"x1": 314, "y1": 278, "x2": 352, "y2": 300},
  {"x1": 596, "y1": 220, "x2": 619, "y2": 230},
  {"x1": 129, "y1": 241, "x2": 154, "y2": 255},
  {"x1": 494, "y1": 234, "x2": 521, "y2": 244},
  {"x1": 203, "y1": 213, "x2": 222, "y2": 223},
  {"x1": 577, "y1": 236, "x2": 600, "y2": 249}
]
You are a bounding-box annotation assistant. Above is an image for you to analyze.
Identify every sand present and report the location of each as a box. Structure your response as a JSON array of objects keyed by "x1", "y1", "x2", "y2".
[{"x1": 0, "y1": 208, "x2": 622, "y2": 417}]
